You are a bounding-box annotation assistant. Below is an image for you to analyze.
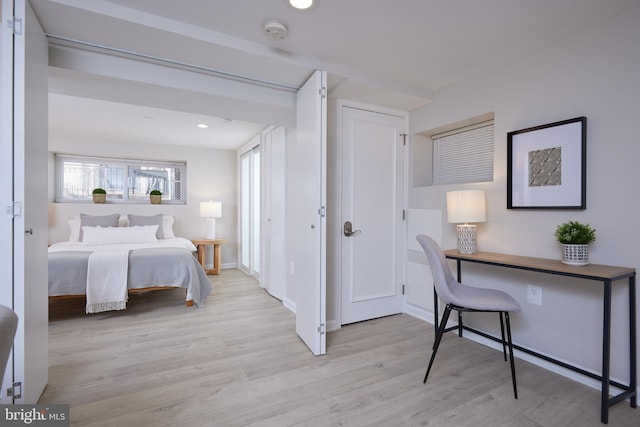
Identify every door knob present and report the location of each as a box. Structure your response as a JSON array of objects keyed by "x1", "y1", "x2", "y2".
[{"x1": 343, "y1": 221, "x2": 362, "y2": 237}]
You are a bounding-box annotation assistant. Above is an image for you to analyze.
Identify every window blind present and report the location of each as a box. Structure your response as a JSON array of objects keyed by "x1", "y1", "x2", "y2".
[{"x1": 432, "y1": 121, "x2": 494, "y2": 185}]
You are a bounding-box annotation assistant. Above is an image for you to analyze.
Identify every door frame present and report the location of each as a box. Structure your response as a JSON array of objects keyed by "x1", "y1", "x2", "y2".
[{"x1": 329, "y1": 99, "x2": 409, "y2": 329}]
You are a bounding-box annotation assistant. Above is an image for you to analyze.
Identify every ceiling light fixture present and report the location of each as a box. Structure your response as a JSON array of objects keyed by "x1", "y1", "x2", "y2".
[
  {"x1": 197, "y1": 123, "x2": 208, "y2": 129},
  {"x1": 263, "y1": 20, "x2": 288, "y2": 40},
  {"x1": 289, "y1": 0, "x2": 314, "y2": 10}
]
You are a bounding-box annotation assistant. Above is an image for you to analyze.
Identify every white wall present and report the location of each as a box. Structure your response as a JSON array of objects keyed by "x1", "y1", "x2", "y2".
[
  {"x1": 408, "y1": 8, "x2": 640, "y2": 392},
  {"x1": 48, "y1": 132, "x2": 239, "y2": 267}
]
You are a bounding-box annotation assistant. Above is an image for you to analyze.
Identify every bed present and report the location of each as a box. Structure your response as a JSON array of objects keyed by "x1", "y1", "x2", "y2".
[{"x1": 48, "y1": 213, "x2": 212, "y2": 313}]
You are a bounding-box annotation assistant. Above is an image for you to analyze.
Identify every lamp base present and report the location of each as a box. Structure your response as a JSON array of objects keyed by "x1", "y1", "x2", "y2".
[
  {"x1": 205, "y1": 218, "x2": 216, "y2": 240},
  {"x1": 456, "y1": 224, "x2": 477, "y2": 254}
]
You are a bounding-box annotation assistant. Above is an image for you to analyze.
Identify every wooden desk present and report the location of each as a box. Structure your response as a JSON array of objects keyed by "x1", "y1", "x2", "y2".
[
  {"x1": 191, "y1": 238, "x2": 225, "y2": 275},
  {"x1": 441, "y1": 250, "x2": 636, "y2": 424}
]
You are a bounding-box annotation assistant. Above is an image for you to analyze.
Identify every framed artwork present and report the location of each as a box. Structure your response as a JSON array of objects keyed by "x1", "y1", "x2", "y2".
[{"x1": 507, "y1": 116, "x2": 586, "y2": 209}]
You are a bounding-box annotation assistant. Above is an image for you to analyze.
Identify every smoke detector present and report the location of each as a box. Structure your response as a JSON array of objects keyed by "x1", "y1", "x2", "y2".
[{"x1": 263, "y1": 20, "x2": 288, "y2": 40}]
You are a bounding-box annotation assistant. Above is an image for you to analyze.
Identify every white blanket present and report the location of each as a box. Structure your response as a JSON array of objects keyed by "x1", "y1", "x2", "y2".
[
  {"x1": 49, "y1": 237, "x2": 198, "y2": 253},
  {"x1": 86, "y1": 248, "x2": 130, "y2": 313}
]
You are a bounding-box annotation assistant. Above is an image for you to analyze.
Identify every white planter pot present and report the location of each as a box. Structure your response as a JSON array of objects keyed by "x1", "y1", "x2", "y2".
[{"x1": 560, "y1": 243, "x2": 589, "y2": 266}]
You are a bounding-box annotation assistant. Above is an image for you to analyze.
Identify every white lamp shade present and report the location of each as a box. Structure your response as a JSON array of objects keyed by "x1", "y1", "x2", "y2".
[
  {"x1": 447, "y1": 190, "x2": 486, "y2": 224},
  {"x1": 200, "y1": 201, "x2": 222, "y2": 218}
]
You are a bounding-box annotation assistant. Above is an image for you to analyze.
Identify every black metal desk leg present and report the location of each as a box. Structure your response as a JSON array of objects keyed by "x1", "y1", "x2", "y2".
[
  {"x1": 630, "y1": 274, "x2": 637, "y2": 408},
  {"x1": 601, "y1": 279, "x2": 612, "y2": 424}
]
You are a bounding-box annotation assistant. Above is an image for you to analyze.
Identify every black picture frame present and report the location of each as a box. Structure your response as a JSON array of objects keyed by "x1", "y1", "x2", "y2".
[{"x1": 507, "y1": 116, "x2": 586, "y2": 209}]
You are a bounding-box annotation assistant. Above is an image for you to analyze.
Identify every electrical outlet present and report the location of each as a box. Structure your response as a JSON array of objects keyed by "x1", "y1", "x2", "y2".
[{"x1": 526, "y1": 285, "x2": 542, "y2": 306}]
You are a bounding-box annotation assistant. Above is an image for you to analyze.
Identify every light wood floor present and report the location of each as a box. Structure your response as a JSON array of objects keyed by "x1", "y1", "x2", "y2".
[{"x1": 41, "y1": 269, "x2": 638, "y2": 426}]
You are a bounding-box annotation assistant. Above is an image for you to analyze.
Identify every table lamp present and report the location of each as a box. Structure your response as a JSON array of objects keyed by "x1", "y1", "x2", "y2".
[
  {"x1": 200, "y1": 201, "x2": 222, "y2": 239},
  {"x1": 447, "y1": 190, "x2": 486, "y2": 254}
]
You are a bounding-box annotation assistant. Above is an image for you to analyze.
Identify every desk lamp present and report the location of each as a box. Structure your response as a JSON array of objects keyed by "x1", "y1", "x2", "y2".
[
  {"x1": 200, "y1": 201, "x2": 222, "y2": 239},
  {"x1": 447, "y1": 190, "x2": 486, "y2": 254}
]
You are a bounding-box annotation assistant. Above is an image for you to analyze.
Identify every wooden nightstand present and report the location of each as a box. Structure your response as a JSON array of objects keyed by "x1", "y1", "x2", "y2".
[{"x1": 191, "y1": 238, "x2": 225, "y2": 275}]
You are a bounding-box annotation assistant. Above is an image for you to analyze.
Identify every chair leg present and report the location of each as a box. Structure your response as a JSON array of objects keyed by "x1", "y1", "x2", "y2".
[
  {"x1": 424, "y1": 305, "x2": 452, "y2": 384},
  {"x1": 505, "y1": 312, "x2": 518, "y2": 399},
  {"x1": 458, "y1": 310, "x2": 463, "y2": 337},
  {"x1": 499, "y1": 312, "x2": 507, "y2": 361}
]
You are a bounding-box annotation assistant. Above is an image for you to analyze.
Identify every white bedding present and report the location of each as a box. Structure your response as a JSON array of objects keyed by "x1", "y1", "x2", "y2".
[
  {"x1": 48, "y1": 237, "x2": 210, "y2": 311},
  {"x1": 48, "y1": 237, "x2": 198, "y2": 253}
]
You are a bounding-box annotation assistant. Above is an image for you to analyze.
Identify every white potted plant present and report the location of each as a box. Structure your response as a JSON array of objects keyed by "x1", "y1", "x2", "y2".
[{"x1": 554, "y1": 220, "x2": 596, "y2": 266}]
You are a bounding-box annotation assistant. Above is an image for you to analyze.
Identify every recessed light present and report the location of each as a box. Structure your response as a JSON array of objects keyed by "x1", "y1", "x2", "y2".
[
  {"x1": 289, "y1": 0, "x2": 314, "y2": 10},
  {"x1": 197, "y1": 123, "x2": 208, "y2": 129}
]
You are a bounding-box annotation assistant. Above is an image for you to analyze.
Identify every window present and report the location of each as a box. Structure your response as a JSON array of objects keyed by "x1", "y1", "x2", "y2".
[
  {"x1": 432, "y1": 120, "x2": 494, "y2": 185},
  {"x1": 55, "y1": 154, "x2": 186, "y2": 203}
]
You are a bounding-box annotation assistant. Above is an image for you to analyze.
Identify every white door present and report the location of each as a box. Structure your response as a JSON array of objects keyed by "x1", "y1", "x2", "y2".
[
  {"x1": 239, "y1": 140, "x2": 261, "y2": 278},
  {"x1": 239, "y1": 150, "x2": 251, "y2": 274},
  {"x1": 0, "y1": 0, "x2": 16, "y2": 402},
  {"x1": 0, "y1": 0, "x2": 49, "y2": 403},
  {"x1": 341, "y1": 106, "x2": 406, "y2": 325},
  {"x1": 263, "y1": 127, "x2": 286, "y2": 300},
  {"x1": 294, "y1": 70, "x2": 327, "y2": 355}
]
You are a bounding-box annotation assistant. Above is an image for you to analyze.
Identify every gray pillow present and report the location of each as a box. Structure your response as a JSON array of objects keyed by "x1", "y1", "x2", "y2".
[
  {"x1": 79, "y1": 213, "x2": 120, "y2": 241},
  {"x1": 128, "y1": 214, "x2": 164, "y2": 239}
]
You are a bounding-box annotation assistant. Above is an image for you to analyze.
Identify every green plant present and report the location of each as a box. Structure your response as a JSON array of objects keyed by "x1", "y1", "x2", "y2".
[
  {"x1": 554, "y1": 220, "x2": 596, "y2": 244},
  {"x1": 149, "y1": 190, "x2": 162, "y2": 196},
  {"x1": 92, "y1": 188, "x2": 106, "y2": 195}
]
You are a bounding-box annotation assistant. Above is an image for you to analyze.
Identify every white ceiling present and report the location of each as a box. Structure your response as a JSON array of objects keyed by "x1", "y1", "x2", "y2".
[{"x1": 31, "y1": 0, "x2": 639, "y2": 150}]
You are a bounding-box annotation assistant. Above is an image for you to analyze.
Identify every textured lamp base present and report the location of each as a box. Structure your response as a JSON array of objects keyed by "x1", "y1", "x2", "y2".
[
  {"x1": 205, "y1": 218, "x2": 216, "y2": 239},
  {"x1": 456, "y1": 224, "x2": 477, "y2": 254}
]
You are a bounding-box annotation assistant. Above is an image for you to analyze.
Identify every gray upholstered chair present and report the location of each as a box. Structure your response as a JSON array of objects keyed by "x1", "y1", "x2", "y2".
[
  {"x1": 416, "y1": 234, "x2": 521, "y2": 398},
  {"x1": 0, "y1": 305, "x2": 18, "y2": 381}
]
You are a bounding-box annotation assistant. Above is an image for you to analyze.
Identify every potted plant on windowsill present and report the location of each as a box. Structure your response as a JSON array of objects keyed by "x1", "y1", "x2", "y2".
[
  {"x1": 149, "y1": 190, "x2": 162, "y2": 204},
  {"x1": 92, "y1": 188, "x2": 106, "y2": 204},
  {"x1": 554, "y1": 220, "x2": 596, "y2": 266}
]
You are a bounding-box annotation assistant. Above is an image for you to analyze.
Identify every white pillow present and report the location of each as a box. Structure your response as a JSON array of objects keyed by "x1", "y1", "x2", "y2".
[
  {"x1": 68, "y1": 214, "x2": 129, "y2": 242},
  {"x1": 162, "y1": 215, "x2": 176, "y2": 239},
  {"x1": 118, "y1": 215, "x2": 175, "y2": 239},
  {"x1": 68, "y1": 217, "x2": 81, "y2": 242},
  {"x1": 81, "y1": 225, "x2": 159, "y2": 245}
]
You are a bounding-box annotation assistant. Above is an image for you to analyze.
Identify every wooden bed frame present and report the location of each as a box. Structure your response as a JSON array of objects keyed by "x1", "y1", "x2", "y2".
[{"x1": 49, "y1": 286, "x2": 194, "y2": 306}]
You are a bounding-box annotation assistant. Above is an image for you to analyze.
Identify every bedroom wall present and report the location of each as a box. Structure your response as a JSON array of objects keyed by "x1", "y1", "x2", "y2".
[
  {"x1": 48, "y1": 133, "x2": 240, "y2": 268},
  {"x1": 407, "y1": 7, "x2": 640, "y2": 393}
]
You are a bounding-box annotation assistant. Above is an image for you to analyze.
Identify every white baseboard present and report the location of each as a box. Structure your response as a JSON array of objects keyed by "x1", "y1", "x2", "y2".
[
  {"x1": 282, "y1": 297, "x2": 296, "y2": 314},
  {"x1": 221, "y1": 262, "x2": 237, "y2": 270},
  {"x1": 404, "y1": 302, "x2": 434, "y2": 324}
]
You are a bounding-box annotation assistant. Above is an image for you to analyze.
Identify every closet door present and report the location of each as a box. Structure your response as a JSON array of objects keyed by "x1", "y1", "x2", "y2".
[
  {"x1": 293, "y1": 70, "x2": 327, "y2": 356},
  {"x1": 0, "y1": 0, "x2": 49, "y2": 403},
  {"x1": 239, "y1": 138, "x2": 261, "y2": 279},
  {"x1": 262, "y1": 127, "x2": 286, "y2": 301}
]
